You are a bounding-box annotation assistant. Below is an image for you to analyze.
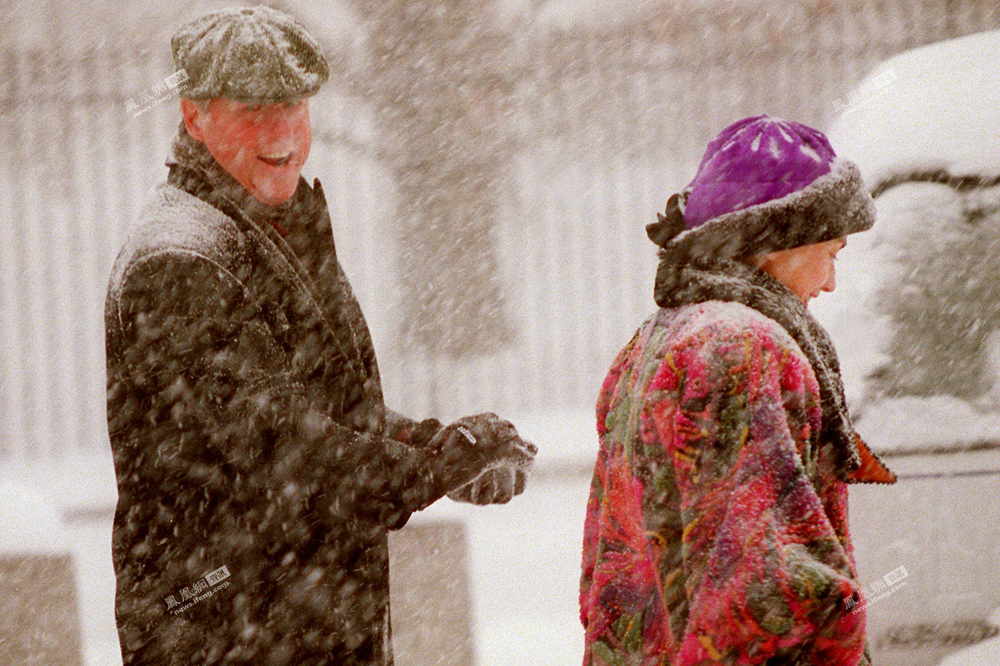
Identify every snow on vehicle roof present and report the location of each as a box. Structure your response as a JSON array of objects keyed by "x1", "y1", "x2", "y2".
[{"x1": 828, "y1": 30, "x2": 1000, "y2": 190}]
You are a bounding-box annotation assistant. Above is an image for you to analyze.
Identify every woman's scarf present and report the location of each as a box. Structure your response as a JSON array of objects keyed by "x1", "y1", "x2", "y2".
[{"x1": 648, "y1": 192, "x2": 894, "y2": 483}]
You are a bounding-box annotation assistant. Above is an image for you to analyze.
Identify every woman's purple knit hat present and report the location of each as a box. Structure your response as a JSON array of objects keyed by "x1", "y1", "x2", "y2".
[
  {"x1": 684, "y1": 116, "x2": 838, "y2": 229},
  {"x1": 647, "y1": 115, "x2": 875, "y2": 257}
]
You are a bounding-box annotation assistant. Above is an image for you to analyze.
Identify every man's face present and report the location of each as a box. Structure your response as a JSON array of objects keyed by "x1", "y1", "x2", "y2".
[
  {"x1": 755, "y1": 237, "x2": 847, "y2": 306},
  {"x1": 181, "y1": 98, "x2": 311, "y2": 206}
]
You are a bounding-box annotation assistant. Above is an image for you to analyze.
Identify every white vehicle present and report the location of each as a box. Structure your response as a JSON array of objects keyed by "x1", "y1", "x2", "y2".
[{"x1": 823, "y1": 30, "x2": 1000, "y2": 666}]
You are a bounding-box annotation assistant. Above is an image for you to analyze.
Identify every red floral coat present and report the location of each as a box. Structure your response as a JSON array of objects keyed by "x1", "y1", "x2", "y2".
[{"x1": 580, "y1": 301, "x2": 877, "y2": 666}]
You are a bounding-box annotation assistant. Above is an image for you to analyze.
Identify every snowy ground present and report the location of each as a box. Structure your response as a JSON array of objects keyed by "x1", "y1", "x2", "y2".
[
  {"x1": 846, "y1": 450, "x2": 1000, "y2": 666},
  {"x1": 943, "y1": 612, "x2": 1000, "y2": 666},
  {"x1": 3, "y1": 407, "x2": 1000, "y2": 666},
  {"x1": 0, "y1": 454, "x2": 121, "y2": 666},
  {"x1": 411, "y1": 468, "x2": 591, "y2": 666}
]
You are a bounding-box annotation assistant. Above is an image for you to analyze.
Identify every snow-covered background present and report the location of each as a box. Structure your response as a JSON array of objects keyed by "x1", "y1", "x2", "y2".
[
  {"x1": 2, "y1": 1, "x2": 1000, "y2": 665},
  {"x1": 810, "y1": 28, "x2": 1000, "y2": 666}
]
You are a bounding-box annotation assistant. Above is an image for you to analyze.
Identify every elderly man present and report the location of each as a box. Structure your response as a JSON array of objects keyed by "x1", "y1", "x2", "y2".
[{"x1": 105, "y1": 6, "x2": 535, "y2": 665}]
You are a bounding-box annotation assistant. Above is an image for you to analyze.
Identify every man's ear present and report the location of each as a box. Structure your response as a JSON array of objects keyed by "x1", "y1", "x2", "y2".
[{"x1": 180, "y1": 98, "x2": 207, "y2": 142}]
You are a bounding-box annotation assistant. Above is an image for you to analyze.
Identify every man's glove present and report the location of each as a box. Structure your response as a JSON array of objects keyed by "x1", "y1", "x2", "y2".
[
  {"x1": 447, "y1": 467, "x2": 530, "y2": 505},
  {"x1": 426, "y1": 412, "x2": 536, "y2": 503}
]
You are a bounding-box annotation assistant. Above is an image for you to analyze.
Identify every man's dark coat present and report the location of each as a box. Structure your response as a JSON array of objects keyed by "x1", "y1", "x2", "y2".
[{"x1": 105, "y1": 128, "x2": 441, "y2": 665}]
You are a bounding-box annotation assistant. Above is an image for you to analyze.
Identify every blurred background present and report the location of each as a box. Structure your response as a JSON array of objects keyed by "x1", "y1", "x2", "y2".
[{"x1": 1, "y1": 1, "x2": 999, "y2": 665}]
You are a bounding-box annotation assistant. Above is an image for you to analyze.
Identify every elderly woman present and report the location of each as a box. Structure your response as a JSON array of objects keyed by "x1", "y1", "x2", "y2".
[{"x1": 579, "y1": 116, "x2": 896, "y2": 666}]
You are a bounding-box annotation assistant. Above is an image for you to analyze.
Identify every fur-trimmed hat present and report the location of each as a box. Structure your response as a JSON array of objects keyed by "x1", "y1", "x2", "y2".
[
  {"x1": 647, "y1": 116, "x2": 875, "y2": 259},
  {"x1": 171, "y1": 5, "x2": 330, "y2": 104}
]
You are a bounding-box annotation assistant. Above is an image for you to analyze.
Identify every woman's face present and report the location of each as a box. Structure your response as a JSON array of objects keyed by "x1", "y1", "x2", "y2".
[{"x1": 754, "y1": 237, "x2": 847, "y2": 306}]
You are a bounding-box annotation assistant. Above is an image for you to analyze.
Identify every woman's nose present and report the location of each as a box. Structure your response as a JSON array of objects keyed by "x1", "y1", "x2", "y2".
[{"x1": 822, "y1": 266, "x2": 837, "y2": 293}]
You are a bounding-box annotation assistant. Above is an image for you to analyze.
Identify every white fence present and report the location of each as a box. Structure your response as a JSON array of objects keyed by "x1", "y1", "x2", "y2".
[{"x1": 1, "y1": 0, "x2": 998, "y2": 457}]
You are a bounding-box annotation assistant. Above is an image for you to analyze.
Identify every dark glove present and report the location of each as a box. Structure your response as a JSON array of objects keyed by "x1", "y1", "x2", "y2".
[
  {"x1": 427, "y1": 412, "x2": 536, "y2": 499},
  {"x1": 383, "y1": 410, "x2": 443, "y2": 448},
  {"x1": 408, "y1": 417, "x2": 445, "y2": 448},
  {"x1": 447, "y1": 467, "x2": 531, "y2": 505}
]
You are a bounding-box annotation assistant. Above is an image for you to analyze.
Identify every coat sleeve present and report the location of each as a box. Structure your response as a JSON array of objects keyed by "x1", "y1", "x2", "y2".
[
  {"x1": 108, "y1": 251, "x2": 447, "y2": 530},
  {"x1": 661, "y1": 326, "x2": 867, "y2": 665},
  {"x1": 579, "y1": 330, "x2": 639, "y2": 629},
  {"x1": 384, "y1": 410, "x2": 444, "y2": 448}
]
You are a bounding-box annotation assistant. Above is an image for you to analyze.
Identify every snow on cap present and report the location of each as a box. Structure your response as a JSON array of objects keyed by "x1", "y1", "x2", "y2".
[
  {"x1": 172, "y1": 5, "x2": 330, "y2": 104},
  {"x1": 684, "y1": 115, "x2": 837, "y2": 229}
]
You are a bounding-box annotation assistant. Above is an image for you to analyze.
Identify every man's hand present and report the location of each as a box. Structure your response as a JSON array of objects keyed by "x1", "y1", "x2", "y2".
[
  {"x1": 427, "y1": 413, "x2": 536, "y2": 503},
  {"x1": 446, "y1": 467, "x2": 530, "y2": 505}
]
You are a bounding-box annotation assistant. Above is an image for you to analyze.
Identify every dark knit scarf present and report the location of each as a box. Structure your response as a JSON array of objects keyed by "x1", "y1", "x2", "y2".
[
  {"x1": 647, "y1": 160, "x2": 884, "y2": 481},
  {"x1": 653, "y1": 250, "x2": 862, "y2": 479}
]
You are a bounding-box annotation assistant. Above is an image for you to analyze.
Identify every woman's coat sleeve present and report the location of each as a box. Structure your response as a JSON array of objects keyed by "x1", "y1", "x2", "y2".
[{"x1": 660, "y1": 328, "x2": 867, "y2": 665}]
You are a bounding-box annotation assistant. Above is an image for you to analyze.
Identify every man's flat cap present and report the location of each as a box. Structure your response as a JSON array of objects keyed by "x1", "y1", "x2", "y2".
[{"x1": 172, "y1": 5, "x2": 330, "y2": 104}]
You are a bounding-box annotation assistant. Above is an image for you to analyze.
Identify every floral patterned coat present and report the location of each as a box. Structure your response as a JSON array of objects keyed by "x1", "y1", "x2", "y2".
[{"x1": 580, "y1": 301, "x2": 872, "y2": 666}]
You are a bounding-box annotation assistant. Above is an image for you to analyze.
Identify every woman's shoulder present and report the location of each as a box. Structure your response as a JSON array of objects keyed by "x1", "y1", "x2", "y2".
[
  {"x1": 660, "y1": 300, "x2": 793, "y2": 341},
  {"x1": 652, "y1": 301, "x2": 806, "y2": 364}
]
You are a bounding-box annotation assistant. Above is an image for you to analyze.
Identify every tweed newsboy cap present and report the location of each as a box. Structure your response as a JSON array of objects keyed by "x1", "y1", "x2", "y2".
[{"x1": 171, "y1": 5, "x2": 330, "y2": 104}]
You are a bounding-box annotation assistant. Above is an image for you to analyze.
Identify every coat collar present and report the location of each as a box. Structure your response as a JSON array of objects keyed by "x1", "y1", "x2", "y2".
[
  {"x1": 165, "y1": 123, "x2": 327, "y2": 301},
  {"x1": 163, "y1": 124, "x2": 383, "y2": 430},
  {"x1": 653, "y1": 256, "x2": 895, "y2": 484}
]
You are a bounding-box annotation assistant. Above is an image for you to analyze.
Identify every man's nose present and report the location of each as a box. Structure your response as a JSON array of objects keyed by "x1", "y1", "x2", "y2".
[{"x1": 259, "y1": 106, "x2": 297, "y2": 135}]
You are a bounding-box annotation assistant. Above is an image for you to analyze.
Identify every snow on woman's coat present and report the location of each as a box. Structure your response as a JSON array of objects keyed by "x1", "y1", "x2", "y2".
[{"x1": 580, "y1": 301, "x2": 872, "y2": 666}]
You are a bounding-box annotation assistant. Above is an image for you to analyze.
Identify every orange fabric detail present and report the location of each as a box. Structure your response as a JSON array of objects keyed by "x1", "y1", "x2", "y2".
[{"x1": 848, "y1": 434, "x2": 897, "y2": 484}]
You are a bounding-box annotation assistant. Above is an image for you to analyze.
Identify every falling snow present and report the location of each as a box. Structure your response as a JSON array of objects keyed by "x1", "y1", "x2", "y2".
[{"x1": 2, "y1": 4, "x2": 1000, "y2": 666}]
